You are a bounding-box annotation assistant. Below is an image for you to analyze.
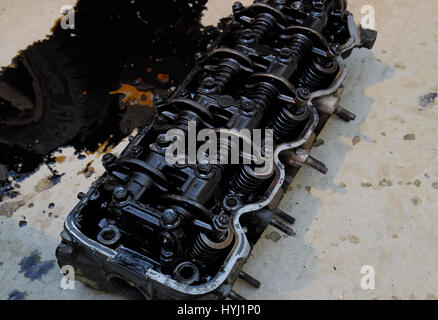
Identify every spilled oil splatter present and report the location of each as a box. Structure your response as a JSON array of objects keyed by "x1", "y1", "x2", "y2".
[
  {"x1": 265, "y1": 231, "x2": 281, "y2": 243},
  {"x1": 0, "y1": 200, "x2": 26, "y2": 217},
  {"x1": 34, "y1": 174, "x2": 62, "y2": 193},
  {"x1": 19, "y1": 250, "x2": 55, "y2": 281},
  {"x1": 0, "y1": 0, "x2": 218, "y2": 201},
  {"x1": 8, "y1": 290, "x2": 27, "y2": 300},
  {"x1": 419, "y1": 92, "x2": 437, "y2": 108},
  {"x1": 110, "y1": 84, "x2": 155, "y2": 107}
]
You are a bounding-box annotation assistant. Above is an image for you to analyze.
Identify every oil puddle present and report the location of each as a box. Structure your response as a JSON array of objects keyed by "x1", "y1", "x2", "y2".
[
  {"x1": 19, "y1": 250, "x2": 55, "y2": 281},
  {"x1": 0, "y1": 0, "x2": 217, "y2": 202},
  {"x1": 0, "y1": 200, "x2": 26, "y2": 217},
  {"x1": 8, "y1": 290, "x2": 27, "y2": 300}
]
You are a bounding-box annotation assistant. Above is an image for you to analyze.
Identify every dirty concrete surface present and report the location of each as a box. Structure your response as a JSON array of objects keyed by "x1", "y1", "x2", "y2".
[{"x1": 0, "y1": 0, "x2": 438, "y2": 300}]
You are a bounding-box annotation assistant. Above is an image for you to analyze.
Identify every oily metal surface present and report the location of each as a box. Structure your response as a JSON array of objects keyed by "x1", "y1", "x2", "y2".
[{"x1": 0, "y1": 0, "x2": 437, "y2": 300}]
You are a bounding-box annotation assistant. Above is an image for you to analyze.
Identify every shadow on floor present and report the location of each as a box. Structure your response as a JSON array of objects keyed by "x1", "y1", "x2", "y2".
[{"x1": 234, "y1": 48, "x2": 396, "y2": 299}]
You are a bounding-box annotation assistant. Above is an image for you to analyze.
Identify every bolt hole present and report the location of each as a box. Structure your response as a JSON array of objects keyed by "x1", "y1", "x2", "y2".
[
  {"x1": 97, "y1": 225, "x2": 121, "y2": 245},
  {"x1": 223, "y1": 194, "x2": 241, "y2": 212},
  {"x1": 180, "y1": 265, "x2": 194, "y2": 280},
  {"x1": 102, "y1": 229, "x2": 116, "y2": 241},
  {"x1": 174, "y1": 262, "x2": 200, "y2": 285}
]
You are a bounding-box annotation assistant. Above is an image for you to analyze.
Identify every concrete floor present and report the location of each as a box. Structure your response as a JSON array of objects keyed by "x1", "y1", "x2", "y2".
[{"x1": 1, "y1": 0, "x2": 438, "y2": 300}]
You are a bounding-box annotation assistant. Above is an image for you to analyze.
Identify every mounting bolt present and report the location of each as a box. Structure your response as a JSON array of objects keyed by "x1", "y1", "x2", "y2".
[
  {"x1": 162, "y1": 209, "x2": 178, "y2": 224},
  {"x1": 312, "y1": 1, "x2": 325, "y2": 12},
  {"x1": 287, "y1": 148, "x2": 328, "y2": 174},
  {"x1": 213, "y1": 214, "x2": 230, "y2": 233},
  {"x1": 197, "y1": 160, "x2": 212, "y2": 175},
  {"x1": 295, "y1": 88, "x2": 311, "y2": 107},
  {"x1": 113, "y1": 187, "x2": 128, "y2": 202},
  {"x1": 330, "y1": 43, "x2": 343, "y2": 56},
  {"x1": 296, "y1": 88, "x2": 310, "y2": 100},
  {"x1": 274, "y1": 209, "x2": 296, "y2": 225},
  {"x1": 195, "y1": 52, "x2": 204, "y2": 62},
  {"x1": 291, "y1": 1, "x2": 304, "y2": 10},
  {"x1": 305, "y1": 156, "x2": 328, "y2": 174},
  {"x1": 270, "y1": 218, "x2": 295, "y2": 236},
  {"x1": 153, "y1": 94, "x2": 164, "y2": 105},
  {"x1": 239, "y1": 271, "x2": 261, "y2": 288},
  {"x1": 218, "y1": 214, "x2": 230, "y2": 227},
  {"x1": 157, "y1": 134, "x2": 168, "y2": 147},
  {"x1": 280, "y1": 47, "x2": 292, "y2": 60},
  {"x1": 131, "y1": 145, "x2": 144, "y2": 157},
  {"x1": 202, "y1": 77, "x2": 217, "y2": 91},
  {"x1": 102, "y1": 153, "x2": 116, "y2": 167},
  {"x1": 232, "y1": 2, "x2": 244, "y2": 14},
  {"x1": 241, "y1": 99, "x2": 255, "y2": 112},
  {"x1": 334, "y1": 105, "x2": 357, "y2": 122}
]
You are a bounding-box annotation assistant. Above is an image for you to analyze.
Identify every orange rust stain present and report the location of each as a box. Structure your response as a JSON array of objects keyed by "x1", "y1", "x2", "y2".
[
  {"x1": 157, "y1": 73, "x2": 170, "y2": 84},
  {"x1": 77, "y1": 160, "x2": 95, "y2": 178},
  {"x1": 50, "y1": 17, "x2": 62, "y2": 33},
  {"x1": 96, "y1": 140, "x2": 112, "y2": 156},
  {"x1": 55, "y1": 156, "x2": 66, "y2": 163},
  {"x1": 109, "y1": 83, "x2": 154, "y2": 107},
  {"x1": 84, "y1": 139, "x2": 113, "y2": 157}
]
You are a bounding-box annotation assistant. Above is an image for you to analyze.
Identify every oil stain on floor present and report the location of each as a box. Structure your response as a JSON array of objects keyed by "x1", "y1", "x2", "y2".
[
  {"x1": 7, "y1": 290, "x2": 27, "y2": 300},
  {"x1": 0, "y1": 0, "x2": 219, "y2": 204},
  {"x1": 19, "y1": 250, "x2": 55, "y2": 281}
]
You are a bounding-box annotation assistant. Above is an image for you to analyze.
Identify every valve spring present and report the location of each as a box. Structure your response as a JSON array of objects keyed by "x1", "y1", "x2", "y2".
[
  {"x1": 269, "y1": 107, "x2": 309, "y2": 142},
  {"x1": 175, "y1": 116, "x2": 191, "y2": 131},
  {"x1": 215, "y1": 61, "x2": 238, "y2": 93},
  {"x1": 191, "y1": 234, "x2": 223, "y2": 264},
  {"x1": 252, "y1": 13, "x2": 276, "y2": 40},
  {"x1": 289, "y1": 33, "x2": 313, "y2": 62},
  {"x1": 252, "y1": 82, "x2": 278, "y2": 111},
  {"x1": 175, "y1": 111, "x2": 200, "y2": 131},
  {"x1": 298, "y1": 56, "x2": 339, "y2": 90},
  {"x1": 231, "y1": 165, "x2": 267, "y2": 196}
]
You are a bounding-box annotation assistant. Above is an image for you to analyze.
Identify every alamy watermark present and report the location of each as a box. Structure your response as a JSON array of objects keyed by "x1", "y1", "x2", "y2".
[
  {"x1": 360, "y1": 265, "x2": 375, "y2": 290},
  {"x1": 60, "y1": 265, "x2": 75, "y2": 290},
  {"x1": 60, "y1": 5, "x2": 75, "y2": 30},
  {"x1": 360, "y1": 5, "x2": 376, "y2": 30}
]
